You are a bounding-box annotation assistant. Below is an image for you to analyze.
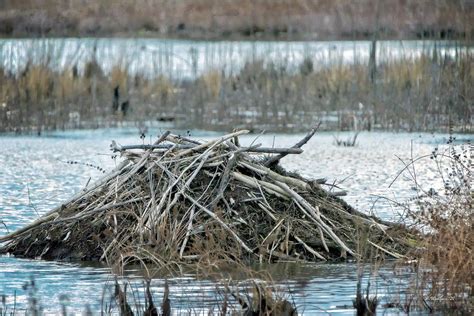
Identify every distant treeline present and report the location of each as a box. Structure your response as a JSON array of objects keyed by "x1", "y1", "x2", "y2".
[
  {"x1": 0, "y1": 44, "x2": 472, "y2": 134},
  {"x1": 0, "y1": 0, "x2": 473, "y2": 40}
]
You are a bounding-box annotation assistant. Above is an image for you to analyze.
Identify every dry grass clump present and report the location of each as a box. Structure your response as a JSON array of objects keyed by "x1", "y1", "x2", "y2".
[
  {"x1": 0, "y1": 58, "x2": 177, "y2": 133},
  {"x1": 0, "y1": 130, "x2": 412, "y2": 272},
  {"x1": 376, "y1": 51, "x2": 472, "y2": 128},
  {"x1": 201, "y1": 70, "x2": 222, "y2": 100}
]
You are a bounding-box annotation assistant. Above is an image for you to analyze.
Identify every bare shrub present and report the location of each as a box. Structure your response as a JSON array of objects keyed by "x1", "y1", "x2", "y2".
[{"x1": 393, "y1": 136, "x2": 472, "y2": 313}]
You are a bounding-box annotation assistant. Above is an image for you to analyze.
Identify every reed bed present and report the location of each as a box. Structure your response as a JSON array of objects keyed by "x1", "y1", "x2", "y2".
[
  {"x1": 1, "y1": 46, "x2": 472, "y2": 134},
  {"x1": 0, "y1": 129, "x2": 412, "y2": 270}
]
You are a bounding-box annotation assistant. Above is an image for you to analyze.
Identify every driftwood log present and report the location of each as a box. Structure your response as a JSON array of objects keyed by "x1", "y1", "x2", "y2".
[{"x1": 0, "y1": 129, "x2": 412, "y2": 267}]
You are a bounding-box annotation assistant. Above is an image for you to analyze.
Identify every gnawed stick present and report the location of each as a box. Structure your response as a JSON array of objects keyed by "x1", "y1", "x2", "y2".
[
  {"x1": 167, "y1": 134, "x2": 202, "y2": 146},
  {"x1": 112, "y1": 143, "x2": 303, "y2": 155},
  {"x1": 294, "y1": 235, "x2": 326, "y2": 260},
  {"x1": 368, "y1": 240, "x2": 405, "y2": 259},
  {"x1": 260, "y1": 218, "x2": 286, "y2": 246},
  {"x1": 183, "y1": 193, "x2": 253, "y2": 254},
  {"x1": 264, "y1": 122, "x2": 321, "y2": 167},
  {"x1": 175, "y1": 130, "x2": 249, "y2": 158},
  {"x1": 274, "y1": 181, "x2": 355, "y2": 256},
  {"x1": 179, "y1": 206, "x2": 195, "y2": 258},
  {"x1": 231, "y1": 172, "x2": 290, "y2": 199},
  {"x1": 318, "y1": 226, "x2": 330, "y2": 253},
  {"x1": 239, "y1": 161, "x2": 311, "y2": 191},
  {"x1": 211, "y1": 151, "x2": 240, "y2": 208}
]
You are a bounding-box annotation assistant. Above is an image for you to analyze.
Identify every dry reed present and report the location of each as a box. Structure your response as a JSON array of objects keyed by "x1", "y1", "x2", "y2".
[{"x1": 1, "y1": 47, "x2": 471, "y2": 134}]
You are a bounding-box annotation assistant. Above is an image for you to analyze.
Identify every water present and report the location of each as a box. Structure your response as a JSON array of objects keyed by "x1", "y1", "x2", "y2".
[
  {"x1": 0, "y1": 38, "x2": 468, "y2": 79},
  {"x1": 1, "y1": 129, "x2": 470, "y2": 314}
]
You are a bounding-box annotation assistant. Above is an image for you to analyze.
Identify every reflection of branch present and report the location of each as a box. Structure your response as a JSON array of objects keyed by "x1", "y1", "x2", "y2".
[
  {"x1": 0, "y1": 220, "x2": 9, "y2": 234},
  {"x1": 144, "y1": 46, "x2": 194, "y2": 69}
]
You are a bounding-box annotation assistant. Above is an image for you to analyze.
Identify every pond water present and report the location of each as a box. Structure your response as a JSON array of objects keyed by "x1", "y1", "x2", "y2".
[
  {"x1": 0, "y1": 129, "x2": 471, "y2": 314},
  {"x1": 0, "y1": 38, "x2": 468, "y2": 79}
]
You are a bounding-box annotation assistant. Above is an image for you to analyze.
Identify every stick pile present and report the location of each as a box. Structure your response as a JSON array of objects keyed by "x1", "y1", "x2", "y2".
[{"x1": 0, "y1": 129, "x2": 410, "y2": 266}]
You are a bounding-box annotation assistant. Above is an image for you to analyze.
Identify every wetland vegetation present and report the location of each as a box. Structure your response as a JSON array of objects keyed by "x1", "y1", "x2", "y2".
[
  {"x1": 0, "y1": 1, "x2": 473, "y2": 314},
  {"x1": 1, "y1": 42, "x2": 472, "y2": 134}
]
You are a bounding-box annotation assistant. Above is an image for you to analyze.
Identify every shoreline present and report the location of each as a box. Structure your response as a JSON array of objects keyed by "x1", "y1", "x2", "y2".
[
  {"x1": 1, "y1": 124, "x2": 473, "y2": 137},
  {"x1": 1, "y1": 35, "x2": 473, "y2": 45},
  {"x1": 0, "y1": 33, "x2": 471, "y2": 42},
  {"x1": 1, "y1": 0, "x2": 472, "y2": 42}
]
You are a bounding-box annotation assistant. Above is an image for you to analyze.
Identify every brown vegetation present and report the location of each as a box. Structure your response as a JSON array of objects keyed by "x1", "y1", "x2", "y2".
[
  {"x1": 1, "y1": 47, "x2": 472, "y2": 133},
  {"x1": 0, "y1": 0, "x2": 472, "y2": 40}
]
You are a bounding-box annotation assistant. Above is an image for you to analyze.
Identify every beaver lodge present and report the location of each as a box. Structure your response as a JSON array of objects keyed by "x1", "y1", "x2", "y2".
[{"x1": 0, "y1": 128, "x2": 412, "y2": 267}]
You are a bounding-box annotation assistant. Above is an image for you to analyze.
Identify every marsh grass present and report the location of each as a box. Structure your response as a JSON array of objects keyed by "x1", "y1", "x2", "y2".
[
  {"x1": 1, "y1": 44, "x2": 471, "y2": 134},
  {"x1": 0, "y1": 58, "x2": 175, "y2": 133},
  {"x1": 333, "y1": 132, "x2": 359, "y2": 147}
]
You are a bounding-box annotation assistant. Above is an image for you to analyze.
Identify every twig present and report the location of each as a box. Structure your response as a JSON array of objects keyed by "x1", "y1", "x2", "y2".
[{"x1": 264, "y1": 122, "x2": 321, "y2": 167}]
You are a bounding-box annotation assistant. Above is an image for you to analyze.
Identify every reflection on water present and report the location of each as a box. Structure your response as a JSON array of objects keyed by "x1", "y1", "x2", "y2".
[
  {"x1": 1, "y1": 257, "x2": 412, "y2": 314},
  {"x1": 0, "y1": 129, "x2": 471, "y2": 314},
  {"x1": 0, "y1": 38, "x2": 468, "y2": 79}
]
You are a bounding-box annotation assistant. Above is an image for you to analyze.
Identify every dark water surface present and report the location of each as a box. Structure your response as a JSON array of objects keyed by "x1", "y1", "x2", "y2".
[{"x1": 0, "y1": 129, "x2": 471, "y2": 314}]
